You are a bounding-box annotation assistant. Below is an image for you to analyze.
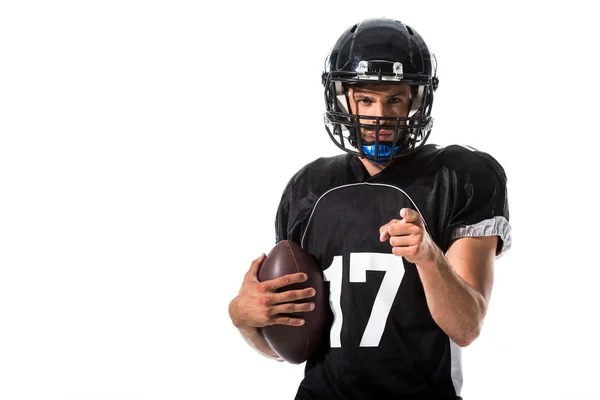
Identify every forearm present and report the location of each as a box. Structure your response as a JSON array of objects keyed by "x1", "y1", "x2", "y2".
[
  {"x1": 235, "y1": 325, "x2": 284, "y2": 361},
  {"x1": 229, "y1": 298, "x2": 283, "y2": 361},
  {"x1": 416, "y1": 248, "x2": 487, "y2": 347}
]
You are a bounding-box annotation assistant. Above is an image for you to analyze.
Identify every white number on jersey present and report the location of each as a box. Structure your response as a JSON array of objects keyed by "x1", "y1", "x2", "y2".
[{"x1": 323, "y1": 252, "x2": 405, "y2": 348}]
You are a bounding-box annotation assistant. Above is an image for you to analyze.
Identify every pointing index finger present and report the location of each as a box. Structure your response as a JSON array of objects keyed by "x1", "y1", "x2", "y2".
[{"x1": 379, "y1": 219, "x2": 400, "y2": 242}]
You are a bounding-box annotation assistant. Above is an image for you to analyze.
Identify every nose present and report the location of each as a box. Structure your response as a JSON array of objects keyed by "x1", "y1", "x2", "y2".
[
  {"x1": 372, "y1": 102, "x2": 386, "y2": 118},
  {"x1": 368, "y1": 102, "x2": 391, "y2": 128}
]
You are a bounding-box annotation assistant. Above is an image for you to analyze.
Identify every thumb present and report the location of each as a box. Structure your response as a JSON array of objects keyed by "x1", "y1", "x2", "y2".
[
  {"x1": 400, "y1": 208, "x2": 421, "y2": 224},
  {"x1": 246, "y1": 253, "x2": 266, "y2": 282}
]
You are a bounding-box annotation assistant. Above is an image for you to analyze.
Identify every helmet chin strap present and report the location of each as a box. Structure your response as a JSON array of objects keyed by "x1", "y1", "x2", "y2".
[{"x1": 360, "y1": 142, "x2": 405, "y2": 163}]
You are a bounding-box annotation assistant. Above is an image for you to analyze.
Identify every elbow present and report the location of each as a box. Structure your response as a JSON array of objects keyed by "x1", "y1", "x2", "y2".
[
  {"x1": 454, "y1": 329, "x2": 480, "y2": 348},
  {"x1": 452, "y1": 322, "x2": 483, "y2": 348},
  {"x1": 456, "y1": 295, "x2": 488, "y2": 347}
]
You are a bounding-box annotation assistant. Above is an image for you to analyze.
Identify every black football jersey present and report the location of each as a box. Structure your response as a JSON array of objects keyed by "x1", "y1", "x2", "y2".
[{"x1": 274, "y1": 144, "x2": 511, "y2": 400}]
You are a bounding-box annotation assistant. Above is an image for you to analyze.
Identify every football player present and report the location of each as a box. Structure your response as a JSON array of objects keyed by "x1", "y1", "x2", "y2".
[{"x1": 228, "y1": 17, "x2": 511, "y2": 399}]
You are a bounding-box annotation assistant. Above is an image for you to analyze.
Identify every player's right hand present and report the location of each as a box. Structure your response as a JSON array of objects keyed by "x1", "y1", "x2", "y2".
[{"x1": 228, "y1": 254, "x2": 316, "y2": 328}]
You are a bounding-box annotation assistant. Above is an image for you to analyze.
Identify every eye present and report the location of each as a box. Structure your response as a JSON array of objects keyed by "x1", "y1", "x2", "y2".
[
  {"x1": 356, "y1": 98, "x2": 372, "y2": 104},
  {"x1": 390, "y1": 97, "x2": 405, "y2": 104}
]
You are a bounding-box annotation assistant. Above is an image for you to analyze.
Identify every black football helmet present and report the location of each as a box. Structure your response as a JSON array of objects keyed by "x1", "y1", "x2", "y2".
[{"x1": 322, "y1": 18, "x2": 439, "y2": 162}]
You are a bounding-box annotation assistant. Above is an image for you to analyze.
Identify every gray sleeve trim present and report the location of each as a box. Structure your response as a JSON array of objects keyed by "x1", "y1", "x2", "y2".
[{"x1": 451, "y1": 216, "x2": 512, "y2": 258}]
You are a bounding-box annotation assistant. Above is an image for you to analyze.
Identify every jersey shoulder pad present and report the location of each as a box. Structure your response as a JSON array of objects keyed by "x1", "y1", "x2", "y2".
[{"x1": 431, "y1": 144, "x2": 507, "y2": 183}]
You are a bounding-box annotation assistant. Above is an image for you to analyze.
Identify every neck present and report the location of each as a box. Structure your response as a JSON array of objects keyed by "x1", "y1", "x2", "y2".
[{"x1": 358, "y1": 157, "x2": 392, "y2": 176}]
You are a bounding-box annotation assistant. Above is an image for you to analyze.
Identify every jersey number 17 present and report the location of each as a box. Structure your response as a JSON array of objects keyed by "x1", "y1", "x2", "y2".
[{"x1": 323, "y1": 253, "x2": 405, "y2": 348}]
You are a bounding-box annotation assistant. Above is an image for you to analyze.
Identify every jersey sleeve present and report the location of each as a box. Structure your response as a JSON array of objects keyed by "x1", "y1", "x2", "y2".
[
  {"x1": 274, "y1": 179, "x2": 307, "y2": 245},
  {"x1": 274, "y1": 182, "x2": 291, "y2": 244},
  {"x1": 444, "y1": 150, "x2": 511, "y2": 258},
  {"x1": 274, "y1": 158, "x2": 335, "y2": 246}
]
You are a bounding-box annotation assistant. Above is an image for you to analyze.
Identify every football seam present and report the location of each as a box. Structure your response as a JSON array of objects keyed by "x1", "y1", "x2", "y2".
[
  {"x1": 284, "y1": 241, "x2": 300, "y2": 275},
  {"x1": 284, "y1": 241, "x2": 311, "y2": 363}
]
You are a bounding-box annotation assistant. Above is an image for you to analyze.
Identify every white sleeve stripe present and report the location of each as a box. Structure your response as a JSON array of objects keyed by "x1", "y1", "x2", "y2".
[{"x1": 451, "y1": 216, "x2": 512, "y2": 258}]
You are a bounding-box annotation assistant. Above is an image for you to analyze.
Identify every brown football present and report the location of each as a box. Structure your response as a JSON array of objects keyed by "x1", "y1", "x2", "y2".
[{"x1": 257, "y1": 240, "x2": 327, "y2": 364}]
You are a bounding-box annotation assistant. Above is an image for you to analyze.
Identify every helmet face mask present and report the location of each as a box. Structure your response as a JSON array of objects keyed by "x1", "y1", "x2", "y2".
[{"x1": 322, "y1": 18, "x2": 439, "y2": 162}]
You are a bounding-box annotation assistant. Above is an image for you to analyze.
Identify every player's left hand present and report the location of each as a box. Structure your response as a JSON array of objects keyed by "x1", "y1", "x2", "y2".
[{"x1": 379, "y1": 208, "x2": 438, "y2": 265}]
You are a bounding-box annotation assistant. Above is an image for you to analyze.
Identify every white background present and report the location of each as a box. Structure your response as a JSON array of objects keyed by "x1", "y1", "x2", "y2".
[{"x1": 1, "y1": 1, "x2": 599, "y2": 399}]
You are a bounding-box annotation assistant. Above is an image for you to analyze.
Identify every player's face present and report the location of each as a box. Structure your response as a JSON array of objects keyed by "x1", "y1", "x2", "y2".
[{"x1": 347, "y1": 84, "x2": 412, "y2": 142}]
